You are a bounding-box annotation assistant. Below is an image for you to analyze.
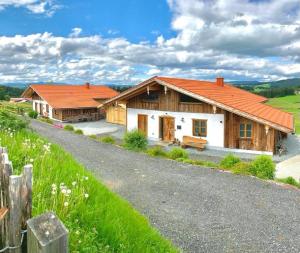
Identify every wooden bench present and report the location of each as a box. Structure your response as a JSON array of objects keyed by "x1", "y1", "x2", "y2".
[{"x1": 181, "y1": 136, "x2": 207, "y2": 151}]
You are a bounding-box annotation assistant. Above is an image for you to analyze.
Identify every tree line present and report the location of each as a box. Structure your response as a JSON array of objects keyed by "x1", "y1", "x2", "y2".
[
  {"x1": 0, "y1": 86, "x2": 25, "y2": 101},
  {"x1": 240, "y1": 86, "x2": 299, "y2": 98}
]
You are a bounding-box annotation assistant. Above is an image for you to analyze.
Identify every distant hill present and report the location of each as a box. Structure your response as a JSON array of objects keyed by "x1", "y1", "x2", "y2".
[
  {"x1": 0, "y1": 83, "x2": 28, "y2": 88},
  {"x1": 0, "y1": 77, "x2": 299, "y2": 100},
  {"x1": 265, "y1": 78, "x2": 300, "y2": 88},
  {"x1": 0, "y1": 85, "x2": 25, "y2": 100},
  {"x1": 232, "y1": 78, "x2": 300, "y2": 88}
]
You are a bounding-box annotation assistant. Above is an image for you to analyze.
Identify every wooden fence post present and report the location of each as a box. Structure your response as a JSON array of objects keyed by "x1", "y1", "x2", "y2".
[
  {"x1": 0, "y1": 150, "x2": 13, "y2": 248},
  {"x1": 21, "y1": 165, "x2": 32, "y2": 229},
  {"x1": 27, "y1": 212, "x2": 69, "y2": 253},
  {"x1": 8, "y1": 175, "x2": 22, "y2": 253}
]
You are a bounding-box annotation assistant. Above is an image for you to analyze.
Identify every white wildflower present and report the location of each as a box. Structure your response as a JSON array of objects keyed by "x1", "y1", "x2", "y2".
[
  {"x1": 64, "y1": 202, "x2": 69, "y2": 207},
  {"x1": 84, "y1": 193, "x2": 89, "y2": 199}
]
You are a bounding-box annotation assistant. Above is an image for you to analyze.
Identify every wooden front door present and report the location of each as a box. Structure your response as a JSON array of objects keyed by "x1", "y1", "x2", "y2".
[
  {"x1": 138, "y1": 114, "x2": 148, "y2": 136},
  {"x1": 162, "y1": 116, "x2": 175, "y2": 142},
  {"x1": 39, "y1": 103, "x2": 43, "y2": 115}
]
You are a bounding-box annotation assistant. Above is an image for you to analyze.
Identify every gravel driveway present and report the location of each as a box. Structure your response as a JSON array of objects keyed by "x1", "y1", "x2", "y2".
[{"x1": 30, "y1": 120, "x2": 300, "y2": 253}]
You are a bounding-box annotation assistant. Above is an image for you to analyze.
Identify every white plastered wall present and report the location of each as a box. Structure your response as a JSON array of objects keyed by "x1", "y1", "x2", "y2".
[
  {"x1": 32, "y1": 100, "x2": 53, "y2": 119},
  {"x1": 127, "y1": 108, "x2": 224, "y2": 147}
]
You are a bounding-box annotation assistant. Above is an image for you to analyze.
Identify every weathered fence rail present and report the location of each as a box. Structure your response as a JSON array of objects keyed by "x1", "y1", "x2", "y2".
[{"x1": 0, "y1": 148, "x2": 68, "y2": 253}]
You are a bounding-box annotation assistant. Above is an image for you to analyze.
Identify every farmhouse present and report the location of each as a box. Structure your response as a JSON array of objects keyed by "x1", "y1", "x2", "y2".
[
  {"x1": 22, "y1": 83, "x2": 118, "y2": 122},
  {"x1": 104, "y1": 76, "x2": 294, "y2": 154}
]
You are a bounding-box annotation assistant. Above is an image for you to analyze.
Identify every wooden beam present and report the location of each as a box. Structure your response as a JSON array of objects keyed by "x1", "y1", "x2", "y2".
[{"x1": 0, "y1": 208, "x2": 8, "y2": 221}]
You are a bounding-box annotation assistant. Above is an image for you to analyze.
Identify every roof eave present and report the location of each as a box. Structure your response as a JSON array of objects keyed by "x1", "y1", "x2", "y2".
[{"x1": 155, "y1": 78, "x2": 293, "y2": 133}]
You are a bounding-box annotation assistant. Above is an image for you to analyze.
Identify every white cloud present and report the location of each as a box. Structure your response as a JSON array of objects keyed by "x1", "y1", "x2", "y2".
[
  {"x1": 0, "y1": 0, "x2": 300, "y2": 84},
  {"x1": 69, "y1": 28, "x2": 82, "y2": 38},
  {"x1": 0, "y1": 0, "x2": 61, "y2": 16}
]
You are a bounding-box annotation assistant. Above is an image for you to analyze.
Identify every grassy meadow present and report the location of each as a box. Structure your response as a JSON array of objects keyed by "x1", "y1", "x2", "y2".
[
  {"x1": 266, "y1": 94, "x2": 300, "y2": 134},
  {"x1": 0, "y1": 111, "x2": 177, "y2": 253}
]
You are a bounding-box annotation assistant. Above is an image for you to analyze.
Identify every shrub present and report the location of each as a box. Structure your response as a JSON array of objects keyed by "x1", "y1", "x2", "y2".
[
  {"x1": 28, "y1": 110, "x2": 38, "y2": 119},
  {"x1": 277, "y1": 177, "x2": 300, "y2": 188},
  {"x1": 220, "y1": 154, "x2": 241, "y2": 169},
  {"x1": 0, "y1": 110, "x2": 27, "y2": 131},
  {"x1": 147, "y1": 146, "x2": 167, "y2": 157},
  {"x1": 249, "y1": 155, "x2": 275, "y2": 179},
  {"x1": 74, "y1": 129, "x2": 84, "y2": 135},
  {"x1": 64, "y1": 125, "x2": 74, "y2": 131},
  {"x1": 123, "y1": 130, "x2": 148, "y2": 151},
  {"x1": 100, "y1": 135, "x2": 115, "y2": 144},
  {"x1": 89, "y1": 134, "x2": 97, "y2": 139},
  {"x1": 168, "y1": 147, "x2": 188, "y2": 160},
  {"x1": 231, "y1": 162, "x2": 251, "y2": 175}
]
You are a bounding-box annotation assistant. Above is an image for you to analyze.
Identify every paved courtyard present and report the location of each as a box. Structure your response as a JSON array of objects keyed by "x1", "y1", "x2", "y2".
[
  {"x1": 30, "y1": 120, "x2": 300, "y2": 253},
  {"x1": 63, "y1": 120, "x2": 125, "y2": 138}
]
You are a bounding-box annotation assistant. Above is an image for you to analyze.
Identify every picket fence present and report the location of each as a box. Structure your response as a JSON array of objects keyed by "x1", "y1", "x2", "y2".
[{"x1": 0, "y1": 148, "x2": 68, "y2": 253}]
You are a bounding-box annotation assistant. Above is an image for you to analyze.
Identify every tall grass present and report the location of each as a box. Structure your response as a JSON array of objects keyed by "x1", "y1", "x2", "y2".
[{"x1": 0, "y1": 128, "x2": 177, "y2": 252}]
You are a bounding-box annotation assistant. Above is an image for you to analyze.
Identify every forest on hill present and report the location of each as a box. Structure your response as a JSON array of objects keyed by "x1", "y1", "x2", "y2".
[
  {"x1": 235, "y1": 78, "x2": 300, "y2": 98},
  {"x1": 0, "y1": 85, "x2": 25, "y2": 100}
]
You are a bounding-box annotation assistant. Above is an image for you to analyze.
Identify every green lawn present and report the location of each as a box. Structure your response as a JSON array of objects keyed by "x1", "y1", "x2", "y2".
[
  {"x1": 266, "y1": 94, "x2": 300, "y2": 134},
  {"x1": 0, "y1": 113, "x2": 177, "y2": 252}
]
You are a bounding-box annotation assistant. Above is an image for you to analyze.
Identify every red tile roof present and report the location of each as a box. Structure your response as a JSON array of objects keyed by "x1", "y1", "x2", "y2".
[
  {"x1": 23, "y1": 84, "x2": 119, "y2": 109},
  {"x1": 156, "y1": 77, "x2": 294, "y2": 132},
  {"x1": 104, "y1": 76, "x2": 294, "y2": 133}
]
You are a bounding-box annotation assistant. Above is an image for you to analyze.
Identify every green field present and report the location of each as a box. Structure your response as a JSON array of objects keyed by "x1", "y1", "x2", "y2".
[{"x1": 266, "y1": 94, "x2": 300, "y2": 134}]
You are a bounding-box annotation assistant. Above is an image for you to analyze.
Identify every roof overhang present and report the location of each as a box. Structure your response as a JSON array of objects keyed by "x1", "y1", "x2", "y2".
[
  {"x1": 104, "y1": 77, "x2": 294, "y2": 134},
  {"x1": 22, "y1": 85, "x2": 103, "y2": 110}
]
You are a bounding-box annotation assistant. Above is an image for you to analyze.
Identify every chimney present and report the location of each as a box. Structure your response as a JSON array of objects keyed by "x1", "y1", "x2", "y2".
[
  {"x1": 85, "y1": 82, "x2": 90, "y2": 89},
  {"x1": 216, "y1": 77, "x2": 224, "y2": 87}
]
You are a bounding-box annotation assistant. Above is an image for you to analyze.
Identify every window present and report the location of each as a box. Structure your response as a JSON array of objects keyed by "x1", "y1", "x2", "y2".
[
  {"x1": 239, "y1": 123, "x2": 252, "y2": 138},
  {"x1": 180, "y1": 94, "x2": 200, "y2": 103},
  {"x1": 193, "y1": 119, "x2": 207, "y2": 137},
  {"x1": 46, "y1": 104, "x2": 49, "y2": 113}
]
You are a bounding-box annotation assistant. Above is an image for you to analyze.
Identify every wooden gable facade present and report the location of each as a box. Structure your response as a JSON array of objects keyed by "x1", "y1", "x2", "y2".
[{"x1": 107, "y1": 81, "x2": 283, "y2": 153}]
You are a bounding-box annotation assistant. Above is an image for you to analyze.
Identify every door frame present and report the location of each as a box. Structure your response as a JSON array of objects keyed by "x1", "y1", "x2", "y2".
[
  {"x1": 137, "y1": 114, "x2": 148, "y2": 136},
  {"x1": 159, "y1": 116, "x2": 175, "y2": 142}
]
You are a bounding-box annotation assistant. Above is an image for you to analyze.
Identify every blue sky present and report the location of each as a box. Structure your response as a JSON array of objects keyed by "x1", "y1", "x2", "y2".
[
  {"x1": 0, "y1": 0, "x2": 174, "y2": 42},
  {"x1": 0, "y1": 0, "x2": 299, "y2": 85}
]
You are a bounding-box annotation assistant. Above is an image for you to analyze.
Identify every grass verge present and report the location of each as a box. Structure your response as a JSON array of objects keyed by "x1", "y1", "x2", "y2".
[{"x1": 0, "y1": 128, "x2": 177, "y2": 253}]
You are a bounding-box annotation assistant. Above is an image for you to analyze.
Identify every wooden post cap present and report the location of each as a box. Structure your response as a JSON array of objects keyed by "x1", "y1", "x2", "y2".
[{"x1": 27, "y1": 212, "x2": 68, "y2": 252}]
